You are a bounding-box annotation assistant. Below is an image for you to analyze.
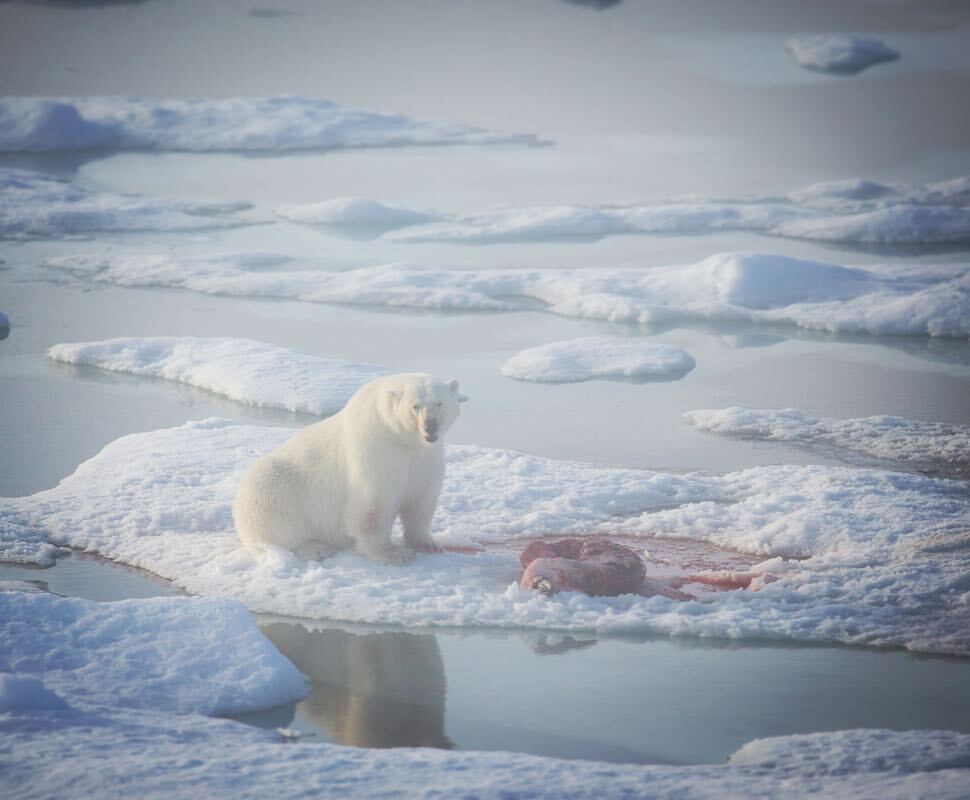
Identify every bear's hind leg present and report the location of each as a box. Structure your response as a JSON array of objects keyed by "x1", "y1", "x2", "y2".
[{"x1": 347, "y1": 501, "x2": 413, "y2": 565}]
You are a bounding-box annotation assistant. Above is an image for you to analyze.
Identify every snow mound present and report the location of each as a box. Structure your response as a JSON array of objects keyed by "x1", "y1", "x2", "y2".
[
  {"x1": 686, "y1": 407, "x2": 970, "y2": 479},
  {"x1": 45, "y1": 251, "x2": 970, "y2": 338},
  {"x1": 0, "y1": 167, "x2": 251, "y2": 239},
  {"x1": 0, "y1": 96, "x2": 543, "y2": 153},
  {"x1": 502, "y1": 337, "x2": 696, "y2": 383},
  {"x1": 786, "y1": 35, "x2": 900, "y2": 76},
  {"x1": 2, "y1": 419, "x2": 968, "y2": 654},
  {"x1": 0, "y1": 591, "x2": 307, "y2": 715},
  {"x1": 277, "y1": 196, "x2": 442, "y2": 236},
  {"x1": 49, "y1": 336, "x2": 391, "y2": 416},
  {"x1": 4, "y1": 696, "x2": 968, "y2": 800}
]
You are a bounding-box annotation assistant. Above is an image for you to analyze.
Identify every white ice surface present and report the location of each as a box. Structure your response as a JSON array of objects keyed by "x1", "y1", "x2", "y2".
[
  {"x1": 48, "y1": 336, "x2": 391, "y2": 416},
  {"x1": 3, "y1": 681, "x2": 968, "y2": 800},
  {"x1": 1, "y1": 418, "x2": 968, "y2": 654},
  {"x1": 502, "y1": 337, "x2": 696, "y2": 383},
  {"x1": 0, "y1": 96, "x2": 542, "y2": 152},
  {"x1": 786, "y1": 34, "x2": 900, "y2": 75},
  {"x1": 270, "y1": 175, "x2": 970, "y2": 247},
  {"x1": 0, "y1": 167, "x2": 251, "y2": 238},
  {"x1": 686, "y1": 407, "x2": 970, "y2": 478},
  {"x1": 46, "y1": 251, "x2": 970, "y2": 338},
  {"x1": 0, "y1": 591, "x2": 307, "y2": 715}
]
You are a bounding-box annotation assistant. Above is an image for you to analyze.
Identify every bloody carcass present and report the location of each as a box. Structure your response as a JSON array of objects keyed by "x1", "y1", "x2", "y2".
[{"x1": 518, "y1": 537, "x2": 647, "y2": 597}]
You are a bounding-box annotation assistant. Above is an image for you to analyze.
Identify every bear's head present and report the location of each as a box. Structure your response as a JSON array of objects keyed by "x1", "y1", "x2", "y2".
[{"x1": 382, "y1": 373, "x2": 468, "y2": 446}]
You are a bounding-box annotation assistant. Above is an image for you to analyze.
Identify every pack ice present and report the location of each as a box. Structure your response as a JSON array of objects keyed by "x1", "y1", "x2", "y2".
[{"x1": 786, "y1": 34, "x2": 900, "y2": 76}]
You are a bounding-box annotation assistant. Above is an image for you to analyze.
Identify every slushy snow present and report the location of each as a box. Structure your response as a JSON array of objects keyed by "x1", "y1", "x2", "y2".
[
  {"x1": 49, "y1": 336, "x2": 391, "y2": 416},
  {"x1": 0, "y1": 167, "x2": 251, "y2": 238},
  {"x1": 46, "y1": 251, "x2": 970, "y2": 338},
  {"x1": 786, "y1": 35, "x2": 900, "y2": 76},
  {"x1": 686, "y1": 407, "x2": 970, "y2": 479},
  {"x1": 502, "y1": 337, "x2": 696, "y2": 383},
  {"x1": 0, "y1": 96, "x2": 543, "y2": 152},
  {"x1": 3, "y1": 682, "x2": 968, "y2": 800},
  {"x1": 272, "y1": 175, "x2": 970, "y2": 247},
  {"x1": 0, "y1": 591, "x2": 307, "y2": 715},
  {"x1": 2, "y1": 418, "x2": 968, "y2": 654}
]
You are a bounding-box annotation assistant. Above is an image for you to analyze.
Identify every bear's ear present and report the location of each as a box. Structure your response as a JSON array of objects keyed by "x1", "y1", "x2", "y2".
[{"x1": 448, "y1": 378, "x2": 469, "y2": 403}]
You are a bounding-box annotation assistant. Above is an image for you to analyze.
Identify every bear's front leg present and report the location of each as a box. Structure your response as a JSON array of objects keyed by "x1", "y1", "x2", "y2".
[
  {"x1": 401, "y1": 496, "x2": 441, "y2": 554},
  {"x1": 347, "y1": 501, "x2": 414, "y2": 565}
]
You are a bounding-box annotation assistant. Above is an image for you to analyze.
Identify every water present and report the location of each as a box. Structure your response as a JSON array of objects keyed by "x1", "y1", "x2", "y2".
[{"x1": 2, "y1": 0, "x2": 970, "y2": 770}]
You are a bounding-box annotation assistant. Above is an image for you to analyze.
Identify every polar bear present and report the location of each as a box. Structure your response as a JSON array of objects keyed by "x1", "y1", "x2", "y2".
[{"x1": 233, "y1": 373, "x2": 466, "y2": 564}]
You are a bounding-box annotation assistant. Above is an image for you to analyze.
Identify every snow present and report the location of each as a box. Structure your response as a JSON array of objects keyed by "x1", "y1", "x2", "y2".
[
  {"x1": 2, "y1": 418, "x2": 968, "y2": 654},
  {"x1": 46, "y1": 251, "x2": 970, "y2": 338},
  {"x1": 685, "y1": 407, "x2": 970, "y2": 479},
  {"x1": 48, "y1": 336, "x2": 391, "y2": 416},
  {"x1": 0, "y1": 96, "x2": 543, "y2": 153},
  {"x1": 0, "y1": 166, "x2": 251, "y2": 239},
  {"x1": 277, "y1": 196, "x2": 442, "y2": 236},
  {"x1": 786, "y1": 35, "x2": 900, "y2": 76},
  {"x1": 3, "y1": 686, "x2": 968, "y2": 800},
  {"x1": 502, "y1": 337, "x2": 696, "y2": 383},
  {"x1": 0, "y1": 591, "x2": 307, "y2": 715},
  {"x1": 267, "y1": 175, "x2": 970, "y2": 247}
]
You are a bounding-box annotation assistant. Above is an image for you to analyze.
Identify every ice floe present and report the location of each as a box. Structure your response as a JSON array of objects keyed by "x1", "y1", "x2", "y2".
[
  {"x1": 0, "y1": 96, "x2": 543, "y2": 153},
  {"x1": 686, "y1": 407, "x2": 970, "y2": 479},
  {"x1": 0, "y1": 591, "x2": 307, "y2": 715},
  {"x1": 49, "y1": 336, "x2": 391, "y2": 416},
  {"x1": 786, "y1": 35, "x2": 900, "y2": 76},
  {"x1": 2, "y1": 418, "x2": 968, "y2": 654},
  {"x1": 276, "y1": 175, "x2": 970, "y2": 247},
  {"x1": 45, "y1": 251, "x2": 970, "y2": 338},
  {"x1": 3, "y1": 683, "x2": 967, "y2": 800},
  {"x1": 0, "y1": 167, "x2": 251, "y2": 238},
  {"x1": 501, "y1": 337, "x2": 695, "y2": 383}
]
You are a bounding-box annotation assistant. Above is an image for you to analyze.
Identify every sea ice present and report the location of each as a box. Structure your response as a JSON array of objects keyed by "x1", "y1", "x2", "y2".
[
  {"x1": 49, "y1": 336, "x2": 391, "y2": 416},
  {"x1": 0, "y1": 591, "x2": 307, "y2": 715},
  {"x1": 276, "y1": 196, "x2": 442, "y2": 236},
  {"x1": 0, "y1": 96, "x2": 543, "y2": 153},
  {"x1": 3, "y1": 684, "x2": 968, "y2": 800},
  {"x1": 685, "y1": 407, "x2": 970, "y2": 479},
  {"x1": 45, "y1": 251, "x2": 970, "y2": 338},
  {"x1": 786, "y1": 34, "x2": 900, "y2": 76},
  {"x1": 0, "y1": 166, "x2": 251, "y2": 239},
  {"x1": 2, "y1": 418, "x2": 968, "y2": 654},
  {"x1": 501, "y1": 337, "x2": 696, "y2": 383},
  {"x1": 273, "y1": 175, "x2": 970, "y2": 247}
]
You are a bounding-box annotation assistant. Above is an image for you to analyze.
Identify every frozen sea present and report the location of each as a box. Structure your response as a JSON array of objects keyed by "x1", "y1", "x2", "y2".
[{"x1": 2, "y1": 1, "x2": 970, "y2": 798}]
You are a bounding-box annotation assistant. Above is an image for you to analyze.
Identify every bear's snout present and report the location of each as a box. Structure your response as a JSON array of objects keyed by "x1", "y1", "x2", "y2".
[{"x1": 423, "y1": 417, "x2": 440, "y2": 442}]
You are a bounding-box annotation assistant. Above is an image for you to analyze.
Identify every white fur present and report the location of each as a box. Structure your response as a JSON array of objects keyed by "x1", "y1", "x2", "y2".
[{"x1": 233, "y1": 373, "x2": 466, "y2": 564}]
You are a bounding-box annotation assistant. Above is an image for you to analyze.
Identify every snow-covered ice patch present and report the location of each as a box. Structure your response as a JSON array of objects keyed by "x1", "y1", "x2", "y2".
[
  {"x1": 4, "y1": 688, "x2": 968, "y2": 800},
  {"x1": 0, "y1": 167, "x2": 251, "y2": 239},
  {"x1": 2, "y1": 418, "x2": 968, "y2": 654},
  {"x1": 0, "y1": 591, "x2": 307, "y2": 715},
  {"x1": 502, "y1": 337, "x2": 695, "y2": 383},
  {"x1": 786, "y1": 35, "x2": 900, "y2": 76},
  {"x1": 45, "y1": 251, "x2": 970, "y2": 338},
  {"x1": 686, "y1": 407, "x2": 970, "y2": 479},
  {"x1": 277, "y1": 196, "x2": 442, "y2": 237},
  {"x1": 290, "y1": 175, "x2": 969, "y2": 247},
  {"x1": 48, "y1": 336, "x2": 391, "y2": 416},
  {"x1": 0, "y1": 96, "x2": 543, "y2": 153}
]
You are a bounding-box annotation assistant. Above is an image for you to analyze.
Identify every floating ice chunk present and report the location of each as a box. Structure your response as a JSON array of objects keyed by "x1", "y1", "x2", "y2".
[
  {"x1": 2, "y1": 419, "x2": 969, "y2": 653},
  {"x1": 0, "y1": 591, "x2": 307, "y2": 715},
  {"x1": 776, "y1": 205, "x2": 970, "y2": 245},
  {"x1": 685, "y1": 407, "x2": 970, "y2": 479},
  {"x1": 0, "y1": 167, "x2": 251, "y2": 239},
  {"x1": 277, "y1": 196, "x2": 442, "y2": 237},
  {"x1": 501, "y1": 337, "x2": 695, "y2": 383},
  {"x1": 786, "y1": 35, "x2": 900, "y2": 76},
  {"x1": 44, "y1": 251, "x2": 970, "y2": 338},
  {"x1": 0, "y1": 96, "x2": 544, "y2": 153},
  {"x1": 48, "y1": 336, "x2": 391, "y2": 416}
]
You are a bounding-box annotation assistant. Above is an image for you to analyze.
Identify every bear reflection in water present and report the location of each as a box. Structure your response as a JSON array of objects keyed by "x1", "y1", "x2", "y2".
[{"x1": 261, "y1": 622, "x2": 453, "y2": 750}]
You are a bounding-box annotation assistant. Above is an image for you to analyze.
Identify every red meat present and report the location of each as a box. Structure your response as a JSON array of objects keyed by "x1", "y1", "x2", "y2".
[{"x1": 518, "y1": 537, "x2": 647, "y2": 597}]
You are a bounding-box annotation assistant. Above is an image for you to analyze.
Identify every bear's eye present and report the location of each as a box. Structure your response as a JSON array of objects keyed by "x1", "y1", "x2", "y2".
[
  {"x1": 412, "y1": 404, "x2": 420, "y2": 412},
  {"x1": 435, "y1": 402, "x2": 442, "y2": 408}
]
